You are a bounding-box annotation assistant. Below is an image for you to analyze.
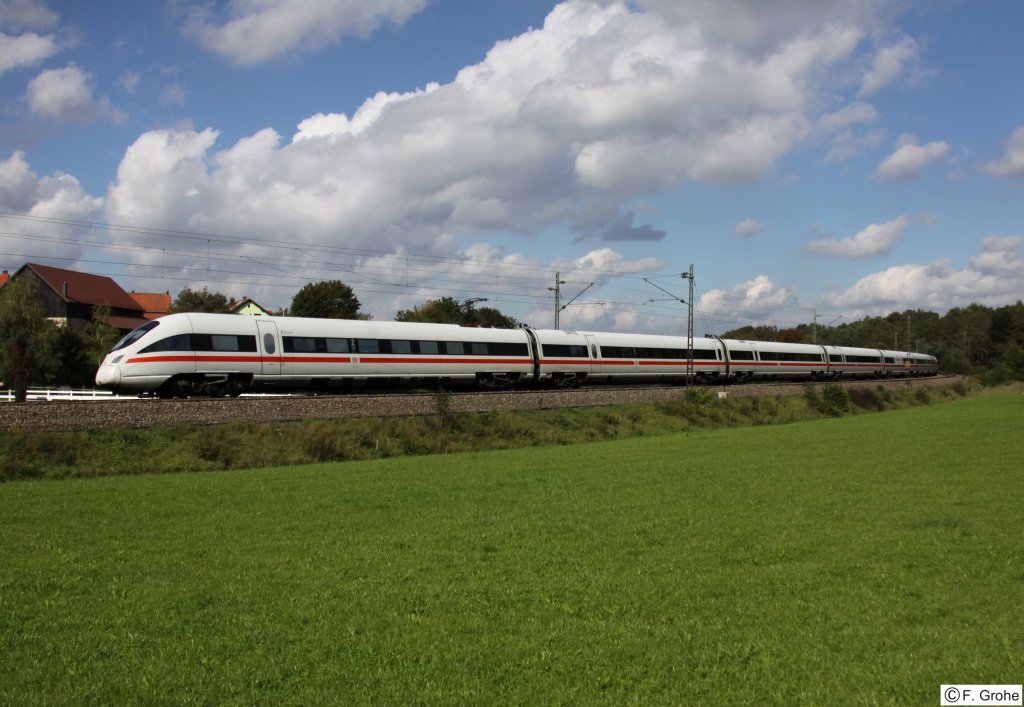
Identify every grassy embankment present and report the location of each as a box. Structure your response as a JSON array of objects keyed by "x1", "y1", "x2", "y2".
[
  {"x1": 1, "y1": 388, "x2": 1021, "y2": 703},
  {"x1": 2, "y1": 380, "x2": 976, "y2": 480}
]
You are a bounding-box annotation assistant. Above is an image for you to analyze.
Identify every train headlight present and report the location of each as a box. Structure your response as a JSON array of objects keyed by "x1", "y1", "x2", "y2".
[{"x1": 112, "y1": 355, "x2": 124, "y2": 364}]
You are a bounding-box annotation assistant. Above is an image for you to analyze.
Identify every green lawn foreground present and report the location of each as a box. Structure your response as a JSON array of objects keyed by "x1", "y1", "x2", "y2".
[{"x1": 1, "y1": 391, "x2": 1021, "y2": 704}]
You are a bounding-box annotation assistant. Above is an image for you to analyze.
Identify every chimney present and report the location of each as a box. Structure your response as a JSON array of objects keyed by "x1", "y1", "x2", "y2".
[{"x1": 62, "y1": 281, "x2": 68, "y2": 298}]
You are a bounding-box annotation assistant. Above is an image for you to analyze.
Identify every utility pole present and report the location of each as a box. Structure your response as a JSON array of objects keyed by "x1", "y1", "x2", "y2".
[
  {"x1": 683, "y1": 265, "x2": 694, "y2": 386},
  {"x1": 644, "y1": 264, "x2": 695, "y2": 386},
  {"x1": 812, "y1": 309, "x2": 817, "y2": 344},
  {"x1": 548, "y1": 272, "x2": 566, "y2": 329}
]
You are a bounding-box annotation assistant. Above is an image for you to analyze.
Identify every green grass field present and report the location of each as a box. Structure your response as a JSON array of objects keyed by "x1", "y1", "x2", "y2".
[{"x1": 2, "y1": 391, "x2": 1021, "y2": 704}]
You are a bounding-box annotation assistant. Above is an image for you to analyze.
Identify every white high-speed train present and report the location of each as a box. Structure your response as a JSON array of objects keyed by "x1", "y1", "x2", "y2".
[{"x1": 95, "y1": 312, "x2": 939, "y2": 397}]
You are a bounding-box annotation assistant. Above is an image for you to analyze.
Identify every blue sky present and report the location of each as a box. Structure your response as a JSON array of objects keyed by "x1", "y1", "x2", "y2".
[{"x1": 1, "y1": 0, "x2": 1022, "y2": 335}]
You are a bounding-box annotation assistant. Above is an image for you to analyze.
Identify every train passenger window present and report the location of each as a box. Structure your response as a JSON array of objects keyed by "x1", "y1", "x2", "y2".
[
  {"x1": 391, "y1": 340, "x2": 412, "y2": 354},
  {"x1": 446, "y1": 342, "x2": 465, "y2": 355},
  {"x1": 545, "y1": 344, "x2": 588, "y2": 357},
  {"x1": 356, "y1": 339, "x2": 380, "y2": 354},
  {"x1": 204, "y1": 335, "x2": 256, "y2": 352},
  {"x1": 419, "y1": 341, "x2": 439, "y2": 354},
  {"x1": 694, "y1": 349, "x2": 717, "y2": 360},
  {"x1": 829, "y1": 354, "x2": 843, "y2": 363},
  {"x1": 264, "y1": 333, "x2": 276, "y2": 355},
  {"x1": 325, "y1": 338, "x2": 348, "y2": 353},
  {"x1": 728, "y1": 350, "x2": 754, "y2": 361},
  {"x1": 470, "y1": 343, "x2": 488, "y2": 355},
  {"x1": 484, "y1": 342, "x2": 528, "y2": 356},
  {"x1": 600, "y1": 346, "x2": 633, "y2": 359},
  {"x1": 211, "y1": 335, "x2": 237, "y2": 351},
  {"x1": 285, "y1": 337, "x2": 316, "y2": 353},
  {"x1": 140, "y1": 334, "x2": 190, "y2": 353}
]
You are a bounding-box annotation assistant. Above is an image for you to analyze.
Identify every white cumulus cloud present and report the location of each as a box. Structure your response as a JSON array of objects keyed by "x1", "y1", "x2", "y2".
[
  {"x1": 0, "y1": 0, "x2": 58, "y2": 32},
  {"x1": 0, "y1": 30, "x2": 57, "y2": 74},
  {"x1": 0, "y1": 150, "x2": 103, "y2": 263},
  {"x1": 821, "y1": 236, "x2": 1024, "y2": 313},
  {"x1": 183, "y1": 0, "x2": 430, "y2": 66},
  {"x1": 859, "y1": 33, "x2": 922, "y2": 96},
  {"x1": 698, "y1": 275, "x2": 799, "y2": 330},
  {"x1": 873, "y1": 134, "x2": 950, "y2": 180},
  {"x1": 107, "y1": 0, "x2": 889, "y2": 255},
  {"x1": 806, "y1": 214, "x2": 909, "y2": 258},
  {"x1": 26, "y1": 64, "x2": 122, "y2": 123},
  {"x1": 76, "y1": 0, "x2": 937, "y2": 318},
  {"x1": 983, "y1": 126, "x2": 1024, "y2": 178},
  {"x1": 733, "y1": 219, "x2": 765, "y2": 238}
]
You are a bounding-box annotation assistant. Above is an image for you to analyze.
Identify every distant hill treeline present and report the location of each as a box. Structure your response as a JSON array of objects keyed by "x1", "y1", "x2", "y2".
[{"x1": 722, "y1": 301, "x2": 1024, "y2": 384}]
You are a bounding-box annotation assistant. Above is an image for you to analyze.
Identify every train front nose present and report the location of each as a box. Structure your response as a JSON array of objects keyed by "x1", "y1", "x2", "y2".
[{"x1": 95, "y1": 363, "x2": 121, "y2": 388}]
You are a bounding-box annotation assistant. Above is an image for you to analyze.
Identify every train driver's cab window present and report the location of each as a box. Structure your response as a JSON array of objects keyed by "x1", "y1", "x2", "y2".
[{"x1": 112, "y1": 320, "x2": 160, "y2": 351}]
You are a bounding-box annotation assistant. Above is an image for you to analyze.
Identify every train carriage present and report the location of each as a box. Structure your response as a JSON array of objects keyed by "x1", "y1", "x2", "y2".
[
  {"x1": 582, "y1": 332, "x2": 726, "y2": 383},
  {"x1": 824, "y1": 345, "x2": 885, "y2": 378},
  {"x1": 718, "y1": 339, "x2": 757, "y2": 382},
  {"x1": 743, "y1": 341, "x2": 829, "y2": 380},
  {"x1": 273, "y1": 318, "x2": 534, "y2": 389},
  {"x1": 879, "y1": 349, "x2": 909, "y2": 377},
  {"x1": 531, "y1": 329, "x2": 593, "y2": 386}
]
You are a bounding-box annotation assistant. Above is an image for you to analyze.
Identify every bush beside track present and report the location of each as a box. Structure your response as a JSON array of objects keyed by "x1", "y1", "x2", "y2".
[{"x1": 1, "y1": 377, "x2": 978, "y2": 481}]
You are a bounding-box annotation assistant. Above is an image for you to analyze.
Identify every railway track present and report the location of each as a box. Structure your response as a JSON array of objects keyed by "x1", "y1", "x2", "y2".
[{"x1": 0, "y1": 374, "x2": 963, "y2": 433}]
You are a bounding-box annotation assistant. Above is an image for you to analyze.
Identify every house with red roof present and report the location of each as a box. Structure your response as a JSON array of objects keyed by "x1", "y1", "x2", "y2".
[
  {"x1": 8, "y1": 263, "x2": 152, "y2": 333},
  {"x1": 129, "y1": 290, "x2": 173, "y2": 320}
]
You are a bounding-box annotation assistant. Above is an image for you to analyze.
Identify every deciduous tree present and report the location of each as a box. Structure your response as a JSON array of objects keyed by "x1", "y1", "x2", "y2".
[
  {"x1": 172, "y1": 287, "x2": 231, "y2": 313},
  {"x1": 395, "y1": 297, "x2": 518, "y2": 328},
  {"x1": 290, "y1": 280, "x2": 367, "y2": 319},
  {"x1": 0, "y1": 277, "x2": 48, "y2": 401}
]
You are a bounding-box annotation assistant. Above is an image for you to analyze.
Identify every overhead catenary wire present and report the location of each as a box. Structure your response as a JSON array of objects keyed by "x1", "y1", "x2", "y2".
[{"x1": 0, "y1": 211, "x2": 855, "y2": 332}]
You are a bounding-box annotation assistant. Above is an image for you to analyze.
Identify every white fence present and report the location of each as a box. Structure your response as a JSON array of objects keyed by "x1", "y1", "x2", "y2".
[
  {"x1": 1, "y1": 388, "x2": 295, "y2": 402},
  {"x1": 0, "y1": 388, "x2": 139, "y2": 402}
]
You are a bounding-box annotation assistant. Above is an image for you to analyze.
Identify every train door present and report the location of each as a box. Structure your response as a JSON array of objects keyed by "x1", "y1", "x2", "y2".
[
  {"x1": 585, "y1": 334, "x2": 599, "y2": 375},
  {"x1": 256, "y1": 320, "x2": 281, "y2": 376}
]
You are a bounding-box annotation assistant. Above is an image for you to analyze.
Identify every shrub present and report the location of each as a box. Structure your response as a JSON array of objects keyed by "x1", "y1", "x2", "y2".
[
  {"x1": 805, "y1": 383, "x2": 849, "y2": 416},
  {"x1": 847, "y1": 386, "x2": 884, "y2": 411},
  {"x1": 821, "y1": 383, "x2": 851, "y2": 415},
  {"x1": 302, "y1": 421, "x2": 346, "y2": 462}
]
